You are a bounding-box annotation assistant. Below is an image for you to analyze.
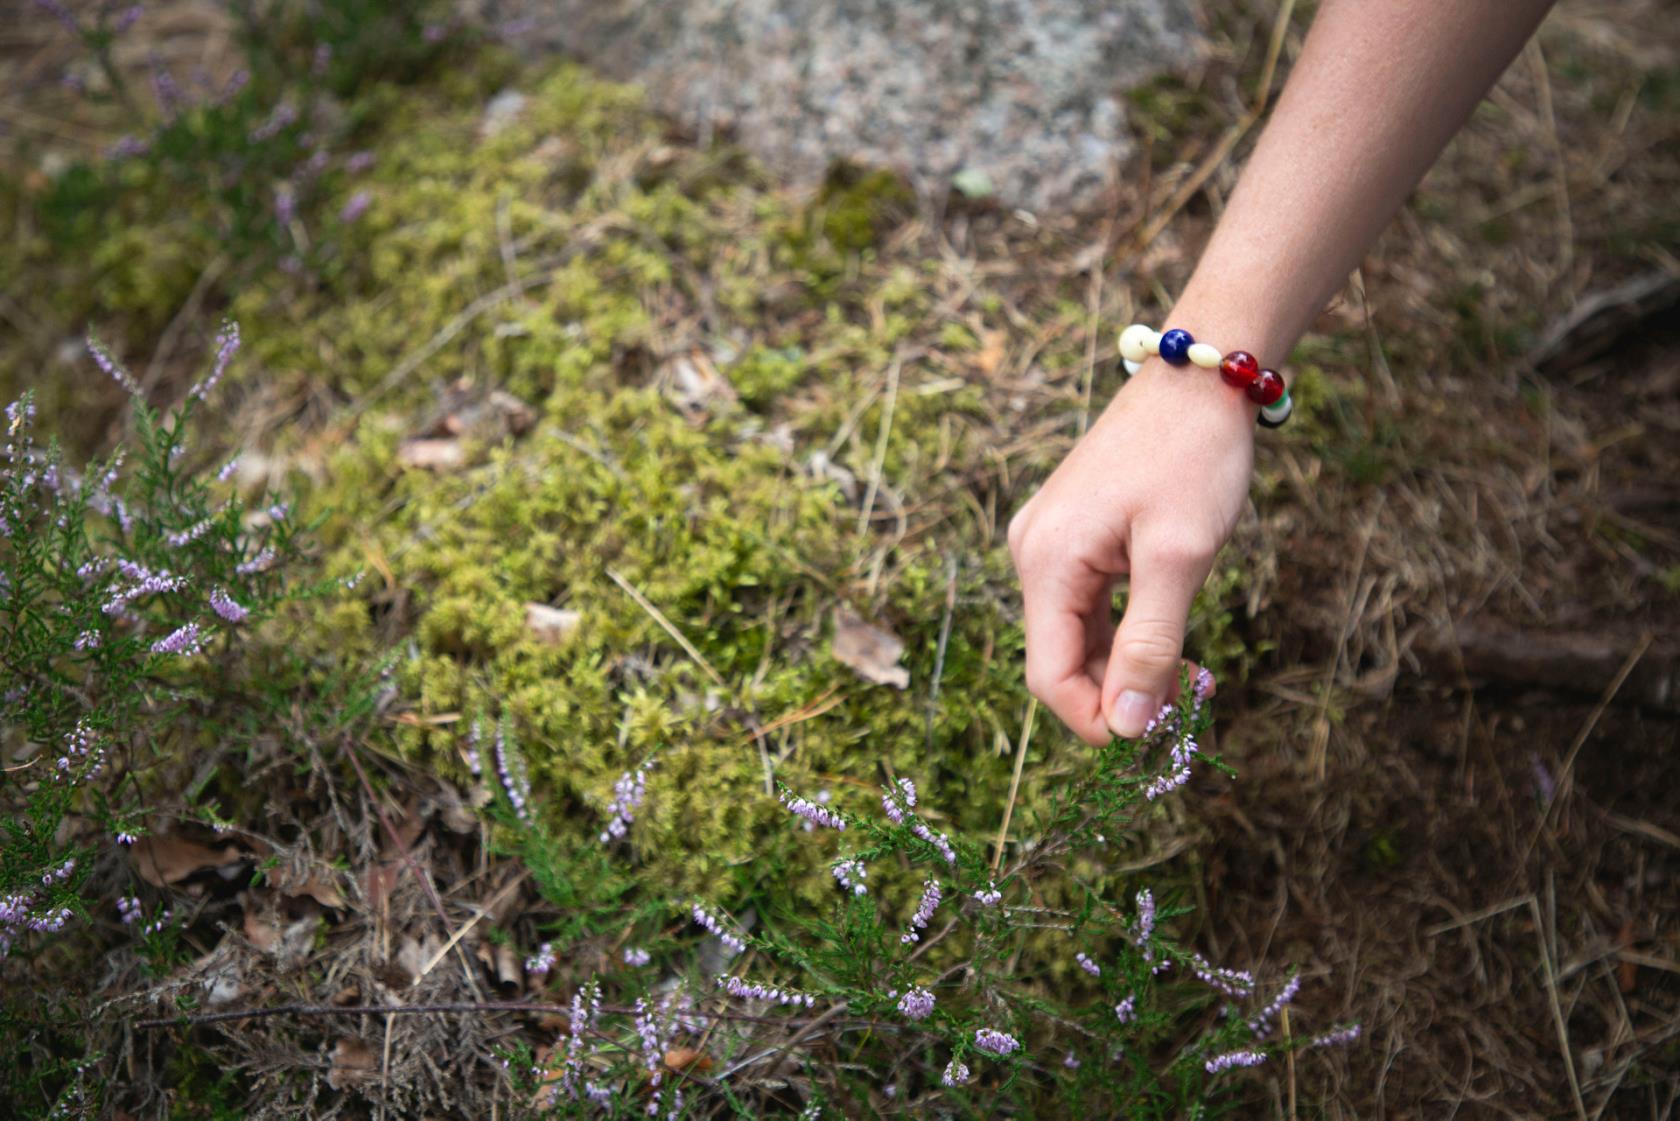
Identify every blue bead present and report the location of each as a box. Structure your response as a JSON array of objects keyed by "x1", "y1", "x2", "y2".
[{"x1": 1158, "y1": 328, "x2": 1194, "y2": 366}]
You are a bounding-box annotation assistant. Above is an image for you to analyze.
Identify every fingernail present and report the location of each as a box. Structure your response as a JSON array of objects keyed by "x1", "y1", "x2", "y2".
[{"x1": 1111, "y1": 690, "x2": 1154, "y2": 737}]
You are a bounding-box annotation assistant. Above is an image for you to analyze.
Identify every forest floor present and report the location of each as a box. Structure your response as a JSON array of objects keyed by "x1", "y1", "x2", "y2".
[{"x1": 3, "y1": 1, "x2": 1679, "y2": 1117}]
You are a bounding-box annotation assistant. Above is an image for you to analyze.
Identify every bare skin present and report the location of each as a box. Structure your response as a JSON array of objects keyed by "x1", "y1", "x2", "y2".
[{"x1": 1009, "y1": 0, "x2": 1557, "y2": 745}]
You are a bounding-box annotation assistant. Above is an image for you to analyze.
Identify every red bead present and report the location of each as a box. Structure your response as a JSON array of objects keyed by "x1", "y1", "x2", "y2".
[
  {"x1": 1219, "y1": 350, "x2": 1259, "y2": 389},
  {"x1": 1246, "y1": 368, "x2": 1285, "y2": 406}
]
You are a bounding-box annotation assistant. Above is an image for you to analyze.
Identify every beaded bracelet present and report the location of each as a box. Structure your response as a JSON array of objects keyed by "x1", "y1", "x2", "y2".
[{"x1": 1116, "y1": 323, "x2": 1293, "y2": 429}]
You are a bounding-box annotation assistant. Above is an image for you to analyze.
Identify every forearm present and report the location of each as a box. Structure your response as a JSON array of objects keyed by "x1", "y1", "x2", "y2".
[{"x1": 1165, "y1": 0, "x2": 1555, "y2": 374}]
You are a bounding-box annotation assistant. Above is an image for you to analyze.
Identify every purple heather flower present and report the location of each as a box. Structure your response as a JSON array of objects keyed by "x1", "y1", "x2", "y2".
[
  {"x1": 1075, "y1": 952, "x2": 1101, "y2": 977},
  {"x1": 832, "y1": 859, "x2": 867, "y2": 896},
  {"x1": 213, "y1": 458, "x2": 237, "y2": 487},
  {"x1": 599, "y1": 766, "x2": 648, "y2": 843},
  {"x1": 166, "y1": 519, "x2": 212, "y2": 547},
  {"x1": 524, "y1": 942, "x2": 555, "y2": 975},
  {"x1": 87, "y1": 335, "x2": 140, "y2": 395},
  {"x1": 115, "y1": 831, "x2": 139, "y2": 845},
  {"x1": 1135, "y1": 889, "x2": 1156, "y2": 949},
  {"x1": 249, "y1": 102, "x2": 297, "y2": 144},
  {"x1": 901, "y1": 879, "x2": 942, "y2": 944},
  {"x1": 111, "y1": 133, "x2": 151, "y2": 159},
  {"x1": 781, "y1": 789, "x2": 845, "y2": 831},
  {"x1": 149, "y1": 59, "x2": 180, "y2": 118},
  {"x1": 691, "y1": 904, "x2": 746, "y2": 955},
  {"x1": 717, "y1": 974, "x2": 816, "y2": 1007},
  {"x1": 973, "y1": 881, "x2": 1002, "y2": 906},
  {"x1": 1249, "y1": 972, "x2": 1302, "y2": 1037},
  {"x1": 188, "y1": 320, "x2": 240, "y2": 403},
  {"x1": 1144, "y1": 765, "x2": 1193, "y2": 801},
  {"x1": 493, "y1": 720, "x2": 532, "y2": 823},
  {"x1": 940, "y1": 1059, "x2": 970, "y2": 1087},
  {"x1": 113, "y1": 5, "x2": 142, "y2": 32},
  {"x1": 463, "y1": 720, "x2": 483, "y2": 777},
  {"x1": 896, "y1": 986, "x2": 935, "y2": 1020},
  {"x1": 339, "y1": 190, "x2": 372, "y2": 224},
  {"x1": 623, "y1": 946, "x2": 650, "y2": 967},
  {"x1": 73, "y1": 629, "x2": 100, "y2": 650},
  {"x1": 1205, "y1": 1049, "x2": 1267, "y2": 1074},
  {"x1": 974, "y1": 1028, "x2": 1020, "y2": 1058},
  {"x1": 235, "y1": 549, "x2": 275, "y2": 576},
  {"x1": 346, "y1": 150, "x2": 375, "y2": 174},
  {"x1": 880, "y1": 776, "x2": 916, "y2": 823},
  {"x1": 142, "y1": 908, "x2": 172, "y2": 935},
  {"x1": 1193, "y1": 666, "x2": 1216, "y2": 701},
  {"x1": 1189, "y1": 953, "x2": 1255, "y2": 999},
  {"x1": 1114, "y1": 994, "x2": 1136, "y2": 1024},
  {"x1": 553, "y1": 980, "x2": 601, "y2": 1101},
  {"x1": 209, "y1": 588, "x2": 248, "y2": 623},
  {"x1": 274, "y1": 182, "x2": 296, "y2": 228},
  {"x1": 910, "y1": 821, "x2": 956, "y2": 864},
  {"x1": 151, "y1": 622, "x2": 204, "y2": 656},
  {"x1": 215, "y1": 68, "x2": 248, "y2": 105},
  {"x1": 1170, "y1": 733, "x2": 1199, "y2": 770},
  {"x1": 1310, "y1": 1025, "x2": 1362, "y2": 1049},
  {"x1": 117, "y1": 896, "x2": 142, "y2": 924}
]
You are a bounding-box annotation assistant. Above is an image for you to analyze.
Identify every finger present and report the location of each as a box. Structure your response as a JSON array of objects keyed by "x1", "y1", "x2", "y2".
[
  {"x1": 1020, "y1": 567, "x2": 1113, "y2": 746},
  {"x1": 1101, "y1": 539, "x2": 1209, "y2": 737}
]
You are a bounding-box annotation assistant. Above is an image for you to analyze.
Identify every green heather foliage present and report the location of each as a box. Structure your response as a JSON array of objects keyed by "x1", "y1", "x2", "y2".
[
  {"x1": 483, "y1": 680, "x2": 1357, "y2": 1117},
  {"x1": 0, "y1": 341, "x2": 312, "y2": 1116}
]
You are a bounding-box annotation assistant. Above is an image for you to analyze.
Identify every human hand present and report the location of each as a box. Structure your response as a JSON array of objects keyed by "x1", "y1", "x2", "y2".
[{"x1": 1008, "y1": 360, "x2": 1255, "y2": 744}]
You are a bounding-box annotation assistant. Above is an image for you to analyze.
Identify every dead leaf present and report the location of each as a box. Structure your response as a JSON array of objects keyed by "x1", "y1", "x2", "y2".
[
  {"x1": 663, "y1": 351, "x2": 737, "y2": 416},
  {"x1": 129, "y1": 834, "x2": 244, "y2": 888},
  {"x1": 476, "y1": 940, "x2": 523, "y2": 992},
  {"x1": 271, "y1": 864, "x2": 347, "y2": 910},
  {"x1": 524, "y1": 603, "x2": 582, "y2": 645},
  {"x1": 327, "y1": 1037, "x2": 378, "y2": 1090},
  {"x1": 831, "y1": 609, "x2": 910, "y2": 689},
  {"x1": 663, "y1": 1047, "x2": 713, "y2": 1074},
  {"x1": 241, "y1": 897, "x2": 281, "y2": 952},
  {"x1": 972, "y1": 329, "x2": 1008, "y2": 378},
  {"x1": 397, "y1": 437, "x2": 465, "y2": 472}
]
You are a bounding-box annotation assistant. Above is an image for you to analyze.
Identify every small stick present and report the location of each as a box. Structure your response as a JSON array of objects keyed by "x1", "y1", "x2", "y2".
[
  {"x1": 606, "y1": 567, "x2": 726, "y2": 690},
  {"x1": 1282, "y1": 1005, "x2": 1298, "y2": 1121},
  {"x1": 925, "y1": 553, "x2": 959, "y2": 757},
  {"x1": 991, "y1": 698, "x2": 1037, "y2": 875},
  {"x1": 856, "y1": 352, "x2": 904, "y2": 535},
  {"x1": 1528, "y1": 895, "x2": 1589, "y2": 1121}
]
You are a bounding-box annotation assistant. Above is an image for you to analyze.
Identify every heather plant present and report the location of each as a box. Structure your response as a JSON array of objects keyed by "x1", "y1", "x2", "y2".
[
  {"x1": 487, "y1": 674, "x2": 1359, "y2": 1117},
  {"x1": 0, "y1": 326, "x2": 310, "y2": 1115},
  {"x1": 34, "y1": 0, "x2": 456, "y2": 270}
]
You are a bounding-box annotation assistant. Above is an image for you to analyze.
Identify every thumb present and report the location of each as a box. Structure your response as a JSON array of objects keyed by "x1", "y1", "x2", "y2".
[{"x1": 1101, "y1": 542, "x2": 1206, "y2": 737}]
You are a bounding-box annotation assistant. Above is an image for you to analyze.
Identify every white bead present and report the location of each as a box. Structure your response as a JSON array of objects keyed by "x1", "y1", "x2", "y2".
[
  {"x1": 1143, "y1": 329, "x2": 1162, "y2": 356},
  {"x1": 1187, "y1": 342, "x2": 1222, "y2": 369},
  {"x1": 1117, "y1": 324, "x2": 1154, "y2": 363},
  {"x1": 1122, "y1": 358, "x2": 1143, "y2": 376},
  {"x1": 1260, "y1": 394, "x2": 1293, "y2": 424}
]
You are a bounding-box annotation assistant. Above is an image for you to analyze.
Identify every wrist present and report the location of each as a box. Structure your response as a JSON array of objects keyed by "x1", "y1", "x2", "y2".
[{"x1": 1158, "y1": 288, "x2": 1299, "y2": 377}]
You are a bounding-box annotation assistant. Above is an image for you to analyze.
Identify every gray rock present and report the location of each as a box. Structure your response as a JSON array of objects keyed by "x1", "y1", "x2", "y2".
[{"x1": 476, "y1": 0, "x2": 1204, "y2": 211}]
